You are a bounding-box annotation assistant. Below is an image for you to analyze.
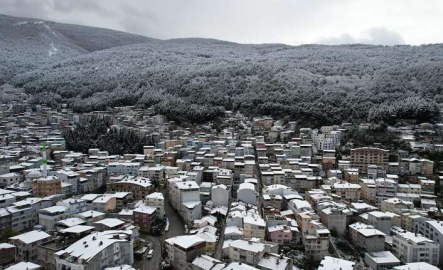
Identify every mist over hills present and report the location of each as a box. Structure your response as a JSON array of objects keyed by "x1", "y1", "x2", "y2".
[{"x1": 1, "y1": 14, "x2": 443, "y2": 126}]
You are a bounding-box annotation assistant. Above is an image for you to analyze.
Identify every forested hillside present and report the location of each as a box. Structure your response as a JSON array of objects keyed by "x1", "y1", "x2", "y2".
[
  {"x1": 2, "y1": 14, "x2": 443, "y2": 127},
  {"x1": 0, "y1": 14, "x2": 155, "y2": 83}
]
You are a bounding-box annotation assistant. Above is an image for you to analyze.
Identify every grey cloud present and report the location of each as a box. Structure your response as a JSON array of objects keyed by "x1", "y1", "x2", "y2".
[
  {"x1": 363, "y1": 27, "x2": 404, "y2": 45},
  {"x1": 118, "y1": 4, "x2": 162, "y2": 38},
  {"x1": 0, "y1": 0, "x2": 440, "y2": 45},
  {"x1": 50, "y1": 0, "x2": 107, "y2": 14},
  {"x1": 318, "y1": 27, "x2": 405, "y2": 46},
  {"x1": 1, "y1": 0, "x2": 51, "y2": 20}
]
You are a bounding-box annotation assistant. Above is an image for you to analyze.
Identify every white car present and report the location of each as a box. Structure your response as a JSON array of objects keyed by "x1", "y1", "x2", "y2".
[{"x1": 147, "y1": 250, "x2": 154, "y2": 260}]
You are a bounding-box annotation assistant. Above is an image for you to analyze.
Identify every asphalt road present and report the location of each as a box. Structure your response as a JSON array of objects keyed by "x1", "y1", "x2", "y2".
[{"x1": 135, "y1": 189, "x2": 185, "y2": 270}]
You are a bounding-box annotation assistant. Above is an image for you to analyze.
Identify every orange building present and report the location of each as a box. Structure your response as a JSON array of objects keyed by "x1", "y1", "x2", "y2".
[
  {"x1": 33, "y1": 176, "x2": 62, "y2": 197},
  {"x1": 350, "y1": 147, "x2": 389, "y2": 174}
]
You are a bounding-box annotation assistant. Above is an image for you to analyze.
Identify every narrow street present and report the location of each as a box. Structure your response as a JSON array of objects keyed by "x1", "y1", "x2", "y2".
[{"x1": 134, "y1": 189, "x2": 185, "y2": 270}]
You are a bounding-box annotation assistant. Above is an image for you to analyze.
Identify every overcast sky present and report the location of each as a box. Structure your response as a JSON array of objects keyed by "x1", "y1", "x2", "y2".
[{"x1": 2, "y1": 0, "x2": 443, "y2": 45}]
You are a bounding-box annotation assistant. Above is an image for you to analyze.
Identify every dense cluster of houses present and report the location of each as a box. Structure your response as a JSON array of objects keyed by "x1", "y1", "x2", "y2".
[{"x1": 1, "y1": 97, "x2": 443, "y2": 270}]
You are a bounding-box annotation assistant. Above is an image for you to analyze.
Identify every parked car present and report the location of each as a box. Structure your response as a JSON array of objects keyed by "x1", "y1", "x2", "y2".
[{"x1": 147, "y1": 249, "x2": 154, "y2": 260}]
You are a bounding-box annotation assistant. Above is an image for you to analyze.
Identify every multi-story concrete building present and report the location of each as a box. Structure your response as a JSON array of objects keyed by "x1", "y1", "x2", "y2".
[
  {"x1": 0, "y1": 193, "x2": 17, "y2": 208},
  {"x1": 145, "y1": 192, "x2": 165, "y2": 218},
  {"x1": 331, "y1": 183, "x2": 361, "y2": 202},
  {"x1": 243, "y1": 215, "x2": 266, "y2": 240},
  {"x1": 55, "y1": 231, "x2": 134, "y2": 270},
  {"x1": 267, "y1": 225, "x2": 293, "y2": 245},
  {"x1": 0, "y1": 243, "x2": 16, "y2": 266},
  {"x1": 107, "y1": 176, "x2": 152, "y2": 200},
  {"x1": 7, "y1": 197, "x2": 53, "y2": 232},
  {"x1": 55, "y1": 169, "x2": 80, "y2": 194},
  {"x1": 381, "y1": 198, "x2": 413, "y2": 215},
  {"x1": 228, "y1": 239, "x2": 278, "y2": 266},
  {"x1": 415, "y1": 219, "x2": 443, "y2": 264},
  {"x1": 56, "y1": 198, "x2": 88, "y2": 215},
  {"x1": 170, "y1": 181, "x2": 200, "y2": 211},
  {"x1": 367, "y1": 211, "x2": 401, "y2": 235},
  {"x1": 10, "y1": 230, "x2": 51, "y2": 263},
  {"x1": 400, "y1": 158, "x2": 434, "y2": 176},
  {"x1": 33, "y1": 176, "x2": 62, "y2": 197},
  {"x1": 302, "y1": 220, "x2": 330, "y2": 261},
  {"x1": 38, "y1": 205, "x2": 69, "y2": 231},
  {"x1": 91, "y1": 196, "x2": 116, "y2": 213},
  {"x1": 320, "y1": 207, "x2": 348, "y2": 235},
  {"x1": 107, "y1": 162, "x2": 141, "y2": 176},
  {"x1": 76, "y1": 166, "x2": 107, "y2": 192},
  {"x1": 392, "y1": 231, "x2": 439, "y2": 266},
  {"x1": 76, "y1": 210, "x2": 106, "y2": 226},
  {"x1": 237, "y1": 183, "x2": 257, "y2": 206},
  {"x1": 375, "y1": 178, "x2": 397, "y2": 206},
  {"x1": 311, "y1": 129, "x2": 341, "y2": 151},
  {"x1": 0, "y1": 173, "x2": 22, "y2": 188},
  {"x1": 351, "y1": 147, "x2": 389, "y2": 174},
  {"x1": 133, "y1": 204, "x2": 157, "y2": 233},
  {"x1": 138, "y1": 165, "x2": 165, "y2": 183},
  {"x1": 360, "y1": 179, "x2": 377, "y2": 205},
  {"x1": 211, "y1": 184, "x2": 230, "y2": 207},
  {"x1": 348, "y1": 222, "x2": 385, "y2": 253},
  {"x1": 165, "y1": 235, "x2": 206, "y2": 270},
  {"x1": 364, "y1": 251, "x2": 401, "y2": 270}
]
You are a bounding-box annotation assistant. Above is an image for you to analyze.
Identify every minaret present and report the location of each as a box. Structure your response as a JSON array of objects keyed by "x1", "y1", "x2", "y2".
[{"x1": 42, "y1": 141, "x2": 48, "y2": 177}]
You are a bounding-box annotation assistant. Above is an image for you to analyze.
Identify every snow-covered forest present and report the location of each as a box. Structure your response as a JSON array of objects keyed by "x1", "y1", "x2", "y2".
[{"x1": 1, "y1": 14, "x2": 443, "y2": 126}]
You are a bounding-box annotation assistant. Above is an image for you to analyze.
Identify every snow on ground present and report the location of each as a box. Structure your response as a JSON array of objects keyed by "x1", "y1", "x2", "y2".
[{"x1": 49, "y1": 43, "x2": 58, "y2": 56}]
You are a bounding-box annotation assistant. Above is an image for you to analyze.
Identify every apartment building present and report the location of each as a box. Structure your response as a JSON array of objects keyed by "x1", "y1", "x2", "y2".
[
  {"x1": 107, "y1": 176, "x2": 152, "y2": 200},
  {"x1": 360, "y1": 179, "x2": 377, "y2": 205},
  {"x1": 0, "y1": 172, "x2": 22, "y2": 188},
  {"x1": 381, "y1": 198, "x2": 413, "y2": 215},
  {"x1": 0, "y1": 243, "x2": 16, "y2": 266},
  {"x1": 76, "y1": 166, "x2": 107, "y2": 191},
  {"x1": 311, "y1": 129, "x2": 341, "y2": 151},
  {"x1": 364, "y1": 251, "x2": 401, "y2": 270},
  {"x1": 392, "y1": 232, "x2": 439, "y2": 266},
  {"x1": 165, "y1": 235, "x2": 206, "y2": 270},
  {"x1": 415, "y1": 219, "x2": 443, "y2": 264},
  {"x1": 55, "y1": 231, "x2": 134, "y2": 270},
  {"x1": 331, "y1": 183, "x2": 361, "y2": 202},
  {"x1": 228, "y1": 239, "x2": 278, "y2": 266},
  {"x1": 400, "y1": 159, "x2": 434, "y2": 176},
  {"x1": 56, "y1": 198, "x2": 88, "y2": 215},
  {"x1": 91, "y1": 196, "x2": 116, "y2": 213},
  {"x1": 243, "y1": 215, "x2": 266, "y2": 240},
  {"x1": 76, "y1": 210, "x2": 106, "y2": 225},
  {"x1": 138, "y1": 165, "x2": 165, "y2": 183},
  {"x1": 211, "y1": 184, "x2": 230, "y2": 207},
  {"x1": 7, "y1": 197, "x2": 53, "y2": 232},
  {"x1": 33, "y1": 176, "x2": 62, "y2": 197},
  {"x1": 237, "y1": 183, "x2": 257, "y2": 206},
  {"x1": 367, "y1": 211, "x2": 401, "y2": 234},
  {"x1": 351, "y1": 147, "x2": 389, "y2": 174},
  {"x1": 348, "y1": 222, "x2": 385, "y2": 253},
  {"x1": 38, "y1": 205, "x2": 69, "y2": 231},
  {"x1": 375, "y1": 178, "x2": 397, "y2": 205},
  {"x1": 107, "y1": 162, "x2": 141, "y2": 176},
  {"x1": 397, "y1": 184, "x2": 422, "y2": 195},
  {"x1": 10, "y1": 230, "x2": 51, "y2": 263},
  {"x1": 145, "y1": 192, "x2": 165, "y2": 218},
  {"x1": 302, "y1": 220, "x2": 330, "y2": 261},
  {"x1": 54, "y1": 169, "x2": 80, "y2": 194},
  {"x1": 267, "y1": 225, "x2": 293, "y2": 245},
  {"x1": 320, "y1": 207, "x2": 348, "y2": 235}
]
